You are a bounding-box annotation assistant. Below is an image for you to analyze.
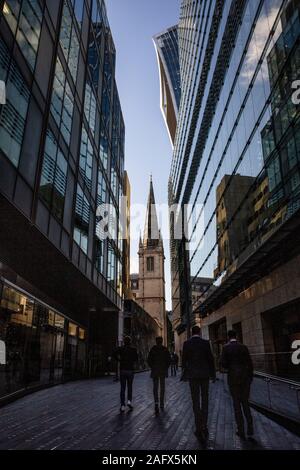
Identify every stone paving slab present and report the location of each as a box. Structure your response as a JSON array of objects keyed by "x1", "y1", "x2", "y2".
[{"x1": 0, "y1": 373, "x2": 299, "y2": 450}]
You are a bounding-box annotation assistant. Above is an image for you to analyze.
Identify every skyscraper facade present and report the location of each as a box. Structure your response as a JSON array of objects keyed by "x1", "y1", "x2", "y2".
[
  {"x1": 169, "y1": 0, "x2": 300, "y2": 376},
  {"x1": 0, "y1": 0, "x2": 126, "y2": 399},
  {"x1": 153, "y1": 26, "x2": 181, "y2": 146}
]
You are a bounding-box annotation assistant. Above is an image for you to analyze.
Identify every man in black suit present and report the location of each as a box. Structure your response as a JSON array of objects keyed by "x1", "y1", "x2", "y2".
[
  {"x1": 220, "y1": 330, "x2": 254, "y2": 439},
  {"x1": 113, "y1": 336, "x2": 138, "y2": 413},
  {"x1": 148, "y1": 337, "x2": 171, "y2": 414},
  {"x1": 182, "y1": 326, "x2": 216, "y2": 443}
]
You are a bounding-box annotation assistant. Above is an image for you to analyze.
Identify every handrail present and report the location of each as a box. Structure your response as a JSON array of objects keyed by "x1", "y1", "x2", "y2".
[
  {"x1": 253, "y1": 370, "x2": 300, "y2": 388},
  {"x1": 250, "y1": 352, "x2": 292, "y2": 355}
]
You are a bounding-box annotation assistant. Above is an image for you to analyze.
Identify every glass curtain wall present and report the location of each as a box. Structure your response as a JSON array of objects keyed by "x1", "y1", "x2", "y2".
[{"x1": 0, "y1": 280, "x2": 87, "y2": 399}]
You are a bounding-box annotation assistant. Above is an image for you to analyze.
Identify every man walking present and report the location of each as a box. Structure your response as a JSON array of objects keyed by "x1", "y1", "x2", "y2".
[
  {"x1": 148, "y1": 337, "x2": 171, "y2": 414},
  {"x1": 182, "y1": 326, "x2": 216, "y2": 444},
  {"x1": 113, "y1": 336, "x2": 138, "y2": 413},
  {"x1": 220, "y1": 330, "x2": 254, "y2": 439},
  {"x1": 170, "y1": 352, "x2": 179, "y2": 377}
]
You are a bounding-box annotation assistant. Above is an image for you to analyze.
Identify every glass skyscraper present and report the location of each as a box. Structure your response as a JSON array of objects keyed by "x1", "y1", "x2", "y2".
[
  {"x1": 0, "y1": 0, "x2": 126, "y2": 399},
  {"x1": 169, "y1": 0, "x2": 300, "y2": 378},
  {"x1": 153, "y1": 26, "x2": 181, "y2": 146}
]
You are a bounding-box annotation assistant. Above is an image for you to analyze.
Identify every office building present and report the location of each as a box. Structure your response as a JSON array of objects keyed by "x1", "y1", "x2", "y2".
[
  {"x1": 168, "y1": 0, "x2": 300, "y2": 377},
  {"x1": 153, "y1": 26, "x2": 181, "y2": 146},
  {"x1": 0, "y1": 0, "x2": 126, "y2": 399}
]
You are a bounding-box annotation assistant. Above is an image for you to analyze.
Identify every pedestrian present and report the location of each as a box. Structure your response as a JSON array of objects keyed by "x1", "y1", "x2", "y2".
[
  {"x1": 170, "y1": 352, "x2": 178, "y2": 377},
  {"x1": 182, "y1": 326, "x2": 216, "y2": 445},
  {"x1": 113, "y1": 336, "x2": 138, "y2": 413},
  {"x1": 147, "y1": 337, "x2": 171, "y2": 415},
  {"x1": 220, "y1": 330, "x2": 254, "y2": 439},
  {"x1": 106, "y1": 355, "x2": 112, "y2": 376},
  {"x1": 174, "y1": 352, "x2": 179, "y2": 371}
]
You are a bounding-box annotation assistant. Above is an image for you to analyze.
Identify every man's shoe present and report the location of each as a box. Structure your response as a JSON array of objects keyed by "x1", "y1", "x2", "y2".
[
  {"x1": 120, "y1": 405, "x2": 126, "y2": 413},
  {"x1": 127, "y1": 401, "x2": 133, "y2": 411},
  {"x1": 236, "y1": 431, "x2": 246, "y2": 439},
  {"x1": 155, "y1": 404, "x2": 160, "y2": 415}
]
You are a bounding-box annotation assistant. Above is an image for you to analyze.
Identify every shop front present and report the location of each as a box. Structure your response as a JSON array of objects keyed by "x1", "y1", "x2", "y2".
[{"x1": 0, "y1": 279, "x2": 87, "y2": 401}]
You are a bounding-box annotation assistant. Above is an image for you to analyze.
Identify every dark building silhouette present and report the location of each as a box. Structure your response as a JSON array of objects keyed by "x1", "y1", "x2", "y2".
[{"x1": 0, "y1": 0, "x2": 126, "y2": 399}]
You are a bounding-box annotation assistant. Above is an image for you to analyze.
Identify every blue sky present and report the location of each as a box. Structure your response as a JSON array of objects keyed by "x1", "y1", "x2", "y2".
[{"x1": 106, "y1": 0, "x2": 181, "y2": 310}]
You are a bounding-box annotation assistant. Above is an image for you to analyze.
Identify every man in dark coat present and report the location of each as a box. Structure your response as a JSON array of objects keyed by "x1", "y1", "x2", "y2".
[
  {"x1": 148, "y1": 337, "x2": 171, "y2": 414},
  {"x1": 182, "y1": 326, "x2": 216, "y2": 444},
  {"x1": 113, "y1": 336, "x2": 138, "y2": 413},
  {"x1": 220, "y1": 330, "x2": 254, "y2": 438}
]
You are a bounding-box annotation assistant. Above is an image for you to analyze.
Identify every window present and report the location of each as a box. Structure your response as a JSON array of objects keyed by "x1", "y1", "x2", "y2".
[
  {"x1": 101, "y1": 82, "x2": 111, "y2": 131},
  {"x1": 110, "y1": 161, "x2": 118, "y2": 200},
  {"x1": 0, "y1": 340, "x2": 5, "y2": 365},
  {"x1": 3, "y1": 0, "x2": 43, "y2": 70},
  {"x1": 0, "y1": 39, "x2": 30, "y2": 167},
  {"x1": 1, "y1": 286, "x2": 34, "y2": 327},
  {"x1": 267, "y1": 154, "x2": 282, "y2": 192},
  {"x1": 107, "y1": 243, "x2": 116, "y2": 286},
  {"x1": 95, "y1": 239, "x2": 105, "y2": 275},
  {"x1": 39, "y1": 130, "x2": 68, "y2": 220},
  {"x1": 84, "y1": 80, "x2": 97, "y2": 136},
  {"x1": 97, "y1": 170, "x2": 107, "y2": 207},
  {"x1": 73, "y1": 0, "x2": 84, "y2": 28},
  {"x1": 59, "y1": 1, "x2": 79, "y2": 82},
  {"x1": 79, "y1": 126, "x2": 94, "y2": 192},
  {"x1": 290, "y1": 171, "x2": 300, "y2": 193},
  {"x1": 88, "y1": 31, "x2": 101, "y2": 90},
  {"x1": 50, "y1": 58, "x2": 74, "y2": 145},
  {"x1": 74, "y1": 185, "x2": 90, "y2": 254},
  {"x1": 68, "y1": 322, "x2": 77, "y2": 337},
  {"x1": 117, "y1": 259, "x2": 123, "y2": 296},
  {"x1": 54, "y1": 313, "x2": 65, "y2": 329},
  {"x1": 287, "y1": 136, "x2": 297, "y2": 170},
  {"x1": 147, "y1": 257, "x2": 155, "y2": 272},
  {"x1": 78, "y1": 328, "x2": 86, "y2": 340},
  {"x1": 99, "y1": 128, "x2": 109, "y2": 170},
  {"x1": 95, "y1": 171, "x2": 107, "y2": 274}
]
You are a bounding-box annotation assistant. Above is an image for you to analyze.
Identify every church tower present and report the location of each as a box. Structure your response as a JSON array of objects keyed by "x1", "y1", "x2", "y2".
[{"x1": 136, "y1": 178, "x2": 167, "y2": 344}]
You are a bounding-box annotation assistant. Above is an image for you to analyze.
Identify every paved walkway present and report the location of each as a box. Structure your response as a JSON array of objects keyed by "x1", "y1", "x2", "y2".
[{"x1": 0, "y1": 373, "x2": 299, "y2": 450}]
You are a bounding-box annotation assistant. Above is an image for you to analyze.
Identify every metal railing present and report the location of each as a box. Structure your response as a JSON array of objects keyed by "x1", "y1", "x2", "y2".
[
  {"x1": 250, "y1": 372, "x2": 300, "y2": 423},
  {"x1": 220, "y1": 352, "x2": 300, "y2": 423}
]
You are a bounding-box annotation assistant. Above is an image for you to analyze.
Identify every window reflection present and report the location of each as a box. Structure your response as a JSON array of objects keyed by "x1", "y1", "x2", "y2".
[
  {"x1": 0, "y1": 39, "x2": 30, "y2": 167},
  {"x1": 84, "y1": 80, "x2": 97, "y2": 136},
  {"x1": 99, "y1": 128, "x2": 109, "y2": 170},
  {"x1": 107, "y1": 242, "x2": 116, "y2": 286},
  {"x1": 39, "y1": 130, "x2": 68, "y2": 221},
  {"x1": 74, "y1": 184, "x2": 90, "y2": 255},
  {"x1": 79, "y1": 126, "x2": 94, "y2": 192},
  {"x1": 170, "y1": 0, "x2": 300, "y2": 316},
  {"x1": 50, "y1": 58, "x2": 74, "y2": 145},
  {"x1": 3, "y1": 0, "x2": 42, "y2": 70},
  {"x1": 0, "y1": 282, "x2": 87, "y2": 398},
  {"x1": 59, "y1": 0, "x2": 79, "y2": 82}
]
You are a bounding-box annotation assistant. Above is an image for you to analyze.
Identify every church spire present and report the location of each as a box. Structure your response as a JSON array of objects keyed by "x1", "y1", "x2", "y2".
[{"x1": 143, "y1": 176, "x2": 160, "y2": 248}]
